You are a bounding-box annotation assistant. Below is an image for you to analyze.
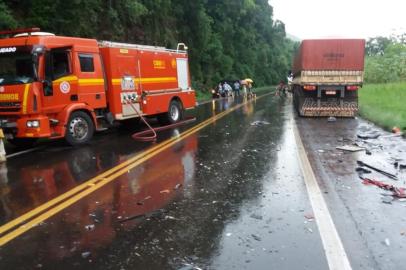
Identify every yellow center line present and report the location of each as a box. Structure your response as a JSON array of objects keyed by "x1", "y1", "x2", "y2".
[
  {"x1": 0, "y1": 93, "x2": 271, "y2": 246},
  {"x1": 0, "y1": 116, "x2": 211, "y2": 235}
]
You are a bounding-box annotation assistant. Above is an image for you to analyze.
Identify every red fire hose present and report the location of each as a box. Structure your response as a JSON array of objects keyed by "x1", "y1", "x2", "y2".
[{"x1": 127, "y1": 101, "x2": 196, "y2": 142}]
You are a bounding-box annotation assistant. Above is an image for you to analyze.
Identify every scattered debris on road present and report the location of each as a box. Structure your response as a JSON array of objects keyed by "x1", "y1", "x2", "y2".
[
  {"x1": 305, "y1": 227, "x2": 313, "y2": 233},
  {"x1": 362, "y1": 178, "x2": 406, "y2": 198},
  {"x1": 357, "y1": 161, "x2": 398, "y2": 180},
  {"x1": 355, "y1": 167, "x2": 372, "y2": 175},
  {"x1": 304, "y1": 214, "x2": 315, "y2": 221},
  {"x1": 81, "y1": 251, "x2": 91, "y2": 259},
  {"x1": 392, "y1": 126, "x2": 402, "y2": 134},
  {"x1": 357, "y1": 131, "x2": 380, "y2": 140},
  {"x1": 336, "y1": 145, "x2": 365, "y2": 152},
  {"x1": 250, "y1": 120, "x2": 270, "y2": 126},
  {"x1": 381, "y1": 196, "x2": 394, "y2": 204},
  {"x1": 327, "y1": 116, "x2": 336, "y2": 122},
  {"x1": 251, "y1": 234, "x2": 262, "y2": 241},
  {"x1": 85, "y1": 224, "x2": 95, "y2": 231},
  {"x1": 250, "y1": 213, "x2": 263, "y2": 220}
]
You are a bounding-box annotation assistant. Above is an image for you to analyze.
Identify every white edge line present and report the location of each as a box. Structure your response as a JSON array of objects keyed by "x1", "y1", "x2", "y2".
[
  {"x1": 6, "y1": 147, "x2": 44, "y2": 159},
  {"x1": 293, "y1": 121, "x2": 352, "y2": 270}
]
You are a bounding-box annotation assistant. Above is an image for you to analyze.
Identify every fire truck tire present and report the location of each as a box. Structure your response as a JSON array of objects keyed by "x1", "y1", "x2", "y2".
[
  {"x1": 158, "y1": 100, "x2": 184, "y2": 125},
  {"x1": 65, "y1": 111, "x2": 94, "y2": 146},
  {"x1": 8, "y1": 138, "x2": 37, "y2": 148}
]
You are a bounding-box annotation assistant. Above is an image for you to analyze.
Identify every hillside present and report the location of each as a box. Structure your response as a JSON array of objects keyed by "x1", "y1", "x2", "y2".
[{"x1": 0, "y1": 0, "x2": 297, "y2": 90}]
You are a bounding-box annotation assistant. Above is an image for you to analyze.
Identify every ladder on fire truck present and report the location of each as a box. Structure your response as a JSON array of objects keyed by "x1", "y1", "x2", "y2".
[{"x1": 98, "y1": 41, "x2": 188, "y2": 53}]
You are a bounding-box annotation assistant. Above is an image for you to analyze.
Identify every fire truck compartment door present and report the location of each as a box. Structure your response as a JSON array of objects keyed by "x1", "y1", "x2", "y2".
[{"x1": 176, "y1": 59, "x2": 189, "y2": 90}]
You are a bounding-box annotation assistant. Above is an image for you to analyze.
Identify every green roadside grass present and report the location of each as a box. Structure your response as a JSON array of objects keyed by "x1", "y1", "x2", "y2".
[
  {"x1": 359, "y1": 82, "x2": 406, "y2": 132},
  {"x1": 195, "y1": 89, "x2": 212, "y2": 102}
]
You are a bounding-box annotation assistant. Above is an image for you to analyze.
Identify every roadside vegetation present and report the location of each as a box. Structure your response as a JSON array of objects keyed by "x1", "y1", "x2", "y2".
[
  {"x1": 359, "y1": 82, "x2": 406, "y2": 131},
  {"x1": 0, "y1": 0, "x2": 297, "y2": 96},
  {"x1": 360, "y1": 34, "x2": 406, "y2": 132}
]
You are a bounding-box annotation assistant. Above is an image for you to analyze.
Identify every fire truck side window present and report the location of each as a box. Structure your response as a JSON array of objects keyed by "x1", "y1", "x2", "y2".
[
  {"x1": 43, "y1": 49, "x2": 71, "y2": 96},
  {"x1": 79, "y1": 54, "x2": 94, "y2": 72},
  {"x1": 52, "y1": 50, "x2": 70, "y2": 79}
]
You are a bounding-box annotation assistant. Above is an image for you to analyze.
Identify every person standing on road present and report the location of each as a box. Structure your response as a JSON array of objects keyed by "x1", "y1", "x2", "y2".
[
  {"x1": 247, "y1": 82, "x2": 254, "y2": 97},
  {"x1": 275, "y1": 81, "x2": 285, "y2": 96},
  {"x1": 218, "y1": 83, "x2": 224, "y2": 97},
  {"x1": 242, "y1": 83, "x2": 247, "y2": 98},
  {"x1": 223, "y1": 82, "x2": 232, "y2": 97},
  {"x1": 233, "y1": 81, "x2": 240, "y2": 97}
]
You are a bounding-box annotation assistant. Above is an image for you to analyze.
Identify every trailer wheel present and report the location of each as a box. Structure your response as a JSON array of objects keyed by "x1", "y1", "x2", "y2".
[
  {"x1": 65, "y1": 111, "x2": 94, "y2": 146},
  {"x1": 8, "y1": 138, "x2": 37, "y2": 148},
  {"x1": 158, "y1": 100, "x2": 184, "y2": 125}
]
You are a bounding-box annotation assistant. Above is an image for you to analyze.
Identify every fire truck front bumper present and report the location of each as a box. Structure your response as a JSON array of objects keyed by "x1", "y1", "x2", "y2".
[{"x1": 0, "y1": 116, "x2": 52, "y2": 139}]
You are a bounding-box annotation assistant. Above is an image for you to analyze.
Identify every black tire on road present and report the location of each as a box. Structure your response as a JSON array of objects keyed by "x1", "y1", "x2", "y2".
[
  {"x1": 65, "y1": 111, "x2": 94, "y2": 146},
  {"x1": 158, "y1": 100, "x2": 184, "y2": 125}
]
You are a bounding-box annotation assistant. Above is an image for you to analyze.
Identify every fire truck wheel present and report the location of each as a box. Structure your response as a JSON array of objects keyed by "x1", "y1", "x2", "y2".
[
  {"x1": 65, "y1": 111, "x2": 94, "y2": 146},
  {"x1": 8, "y1": 138, "x2": 37, "y2": 148},
  {"x1": 158, "y1": 100, "x2": 184, "y2": 125}
]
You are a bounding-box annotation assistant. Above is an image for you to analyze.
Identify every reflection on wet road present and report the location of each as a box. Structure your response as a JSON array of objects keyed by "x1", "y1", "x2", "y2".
[{"x1": 5, "y1": 93, "x2": 402, "y2": 269}]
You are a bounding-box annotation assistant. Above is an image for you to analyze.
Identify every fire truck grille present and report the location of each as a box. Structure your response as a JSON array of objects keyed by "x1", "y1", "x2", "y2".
[{"x1": 0, "y1": 102, "x2": 21, "y2": 112}]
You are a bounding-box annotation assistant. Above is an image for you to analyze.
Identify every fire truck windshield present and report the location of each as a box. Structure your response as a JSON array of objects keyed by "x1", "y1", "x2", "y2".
[{"x1": 0, "y1": 51, "x2": 35, "y2": 86}]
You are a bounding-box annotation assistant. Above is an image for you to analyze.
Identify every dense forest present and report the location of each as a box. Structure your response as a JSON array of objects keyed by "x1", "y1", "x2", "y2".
[
  {"x1": 0, "y1": 0, "x2": 297, "y2": 92},
  {"x1": 365, "y1": 34, "x2": 406, "y2": 83}
]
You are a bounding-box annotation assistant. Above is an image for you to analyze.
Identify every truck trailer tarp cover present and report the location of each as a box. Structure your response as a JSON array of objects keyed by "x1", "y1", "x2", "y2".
[{"x1": 293, "y1": 39, "x2": 365, "y2": 73}]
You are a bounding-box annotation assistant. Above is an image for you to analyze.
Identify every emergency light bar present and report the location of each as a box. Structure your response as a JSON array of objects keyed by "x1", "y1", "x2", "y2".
[{"x1": 0, "y1": 27, "x2": 40, "y2": 36}]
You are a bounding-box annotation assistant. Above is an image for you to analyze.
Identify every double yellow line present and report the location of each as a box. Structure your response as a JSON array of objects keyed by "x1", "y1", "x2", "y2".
[{"x1": 0, "y1": 93, "x2": 270, "y2": 246}]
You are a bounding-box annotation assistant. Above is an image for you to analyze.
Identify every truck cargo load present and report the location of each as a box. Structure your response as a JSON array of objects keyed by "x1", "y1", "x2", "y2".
[
  {"x1": 292, "y1": 39, "x2": 365, "y2": 117},
  {"x1": 0, "y1": 28, "x2": 196, "y2": 146}
]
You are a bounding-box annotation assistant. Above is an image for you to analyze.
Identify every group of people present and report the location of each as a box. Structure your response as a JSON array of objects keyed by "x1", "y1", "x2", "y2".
[{"x1": 216, "y1": 80, "x2": 254, "y2": 98}]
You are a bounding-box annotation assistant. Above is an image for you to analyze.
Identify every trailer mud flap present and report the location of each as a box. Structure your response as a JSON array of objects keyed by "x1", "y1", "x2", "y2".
[{"x1": 300, "y1": 98, "x2": 358, "y2": 117}]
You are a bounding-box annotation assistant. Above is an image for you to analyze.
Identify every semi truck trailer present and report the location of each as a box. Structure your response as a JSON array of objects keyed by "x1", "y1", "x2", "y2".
[
  {"x1": 0, "y1": 28, "x2": 196, "y2": 146},
  {"x1": 292, "y1": 39, "x2": 365, "y2": 117}
]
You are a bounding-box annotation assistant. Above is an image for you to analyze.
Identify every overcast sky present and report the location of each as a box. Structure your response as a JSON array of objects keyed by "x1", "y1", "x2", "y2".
[{"x1": 268, "y1": 0, "x2": 406, "y2": 39}]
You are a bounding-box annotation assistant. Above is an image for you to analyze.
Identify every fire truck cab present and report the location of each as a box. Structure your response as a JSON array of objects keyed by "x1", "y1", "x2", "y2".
[{"x1": 0, "y1": 28, "x2": 196, "y2": 146}]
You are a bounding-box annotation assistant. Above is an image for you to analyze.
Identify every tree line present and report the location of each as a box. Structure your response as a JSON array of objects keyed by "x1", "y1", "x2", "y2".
[
  {"x1": 0, "y1": 0, "x2": 297, "y2": 91},
  {"x1": 365, "y1": 33, "x2": 406, "y2": 83}
]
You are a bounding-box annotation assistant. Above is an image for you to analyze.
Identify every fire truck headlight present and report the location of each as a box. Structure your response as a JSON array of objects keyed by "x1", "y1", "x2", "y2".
[
  {"x1": 32, "y1": 120, "x2": 40, "y2": 128},
  {"x1": 27, "y1": 120, "x2": 40, "y2": 128}
]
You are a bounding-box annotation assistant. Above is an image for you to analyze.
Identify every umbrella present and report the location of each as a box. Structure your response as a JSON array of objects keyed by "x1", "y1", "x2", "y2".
[{"x1": 244, "y1": 78, "x2": 253, "y2": 83}]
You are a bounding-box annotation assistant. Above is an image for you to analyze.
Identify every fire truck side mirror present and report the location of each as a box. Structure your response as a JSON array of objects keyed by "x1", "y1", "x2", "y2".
[{"x1": 31, "y1": 46, "x2": 45, "y2": 81}]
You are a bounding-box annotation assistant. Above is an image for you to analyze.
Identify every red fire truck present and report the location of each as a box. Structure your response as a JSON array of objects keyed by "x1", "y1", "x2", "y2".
[{"x1": 0, "y1": 28, "x2": 196, "y2": 146}]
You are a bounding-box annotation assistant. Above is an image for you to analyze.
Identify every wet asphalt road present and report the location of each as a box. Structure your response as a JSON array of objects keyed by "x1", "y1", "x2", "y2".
[
  {"x1": 0, "y1": 92, "x2": 405, "y2": 269},
  {"x1": 297, "y1": 116, "x2": 406, "y2": 270}
]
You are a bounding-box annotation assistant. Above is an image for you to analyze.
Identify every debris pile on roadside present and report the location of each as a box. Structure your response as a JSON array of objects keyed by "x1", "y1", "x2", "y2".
[
  {"x1": 338, "y1": 122, "x2": 406, "y2": 204},
  {"x1": 250, "y1": 120, "x2": 270, "y2": 126}
]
